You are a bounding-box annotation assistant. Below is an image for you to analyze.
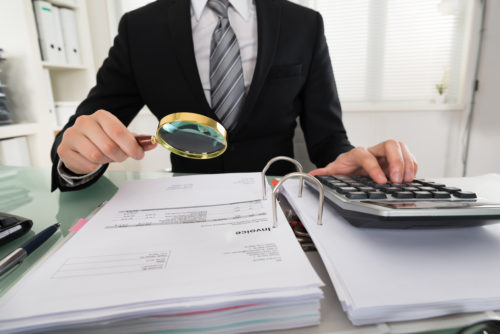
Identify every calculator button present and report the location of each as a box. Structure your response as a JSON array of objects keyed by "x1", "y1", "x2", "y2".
[
  {"x1": 327, "y1": 179, "x2": 345, "y2": 184},
  {"x1": 453, "y1": 191, "x2": 477, "y2": 199},
  {"x1": 441, "y1": 187, "x2": 461, "y2": 193},
  {"x1": 384, "y1": 187, "x2": 402, "y2": 194},
  {"x1": 419, "y1": 186, "x2": 437, "y2": 192},
  {"x1": 331, "y1": 182, "x2": 349, "y2": 188},
  {"x1": 414, "y1": 191, "x2": 433, "y2": 199},
  {"x1": 432, "y1": 191, "x2": 451, "y2": 199},
  {"x1": 421, "y1": 181, "x2": 446, "y2": 188},
  {"x1": 393, "y1": 191, "x2": 414, "y2": 199},
  {"x1": 427, "y1": 182, "x2": 446, "y2": 188},
  {"x1": 368, "y1": 192, "x2": 387, "y2": 199},
  {"x1": 337, "y1": 187, "x2": 358, "y2": 194},
  {"x1": 345, "y1": 192, "x2": 368, "y2": 199}
]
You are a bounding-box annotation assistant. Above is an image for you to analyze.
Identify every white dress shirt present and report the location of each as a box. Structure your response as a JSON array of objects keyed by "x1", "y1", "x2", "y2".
[
  {"x1": 58, "y1": 0, "x2": 258, "y2": 185},
  {"x1": 191, "y1": 0, "x2": 257, "y2": 106}
]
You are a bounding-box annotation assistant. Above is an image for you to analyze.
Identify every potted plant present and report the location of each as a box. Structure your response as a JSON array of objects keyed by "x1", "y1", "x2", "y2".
[{"x1": 434, "y1": 70, "x2": 448, "y2": 104}]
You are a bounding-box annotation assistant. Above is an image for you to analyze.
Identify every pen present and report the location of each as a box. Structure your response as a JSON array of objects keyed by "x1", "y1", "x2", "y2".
[{"x1": 0, "y1": 223, "x2": 60, "y2": 277}]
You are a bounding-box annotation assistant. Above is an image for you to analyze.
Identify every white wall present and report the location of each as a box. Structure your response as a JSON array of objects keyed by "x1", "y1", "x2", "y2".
[
  {"x1": 342, "y1": 108, "x2": 462, "y2": 178},
  {"x1": 464, "y1": 0, "x2": 500, "y2": 176},
  {"x1": 86, "y1": 0, "x2": 112, "y2": 73}
]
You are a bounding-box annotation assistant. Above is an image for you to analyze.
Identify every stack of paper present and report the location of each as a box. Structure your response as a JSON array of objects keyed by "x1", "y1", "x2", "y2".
[
  {"x1": 280, "y1": 175, "x2": 500, "y2": 325},
  {"x1": 0, "y1": 173, "x2": 323, "y2": 333}
]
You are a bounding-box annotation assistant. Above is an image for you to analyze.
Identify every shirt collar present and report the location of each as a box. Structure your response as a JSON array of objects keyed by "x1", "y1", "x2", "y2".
[{"x1": 191, "y1": 0, "x2": 252, "y2": 22}]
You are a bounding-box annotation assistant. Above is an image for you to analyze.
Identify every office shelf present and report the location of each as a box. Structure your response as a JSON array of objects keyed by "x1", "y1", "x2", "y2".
[
  {"x1": 50, "y1": 0, "x2": 78, "y2": 9},
  {"x1": 0, "y1": 123, "x2": 40, "y2": 140},
  {"x1": 0, "y1": 0, "x2": 95, "y2": 167},
  {"x1": 42, "y1": 62, "x2": 87, "y2": 71}
]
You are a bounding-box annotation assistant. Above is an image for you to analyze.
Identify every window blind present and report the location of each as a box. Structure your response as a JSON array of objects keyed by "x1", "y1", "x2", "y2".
[
  {"x1": 110, "y1": 0, "x2": 470, "y2": 105},
  {"x1": 306, "y1": 0, "x2": 468, "y2": 104}
]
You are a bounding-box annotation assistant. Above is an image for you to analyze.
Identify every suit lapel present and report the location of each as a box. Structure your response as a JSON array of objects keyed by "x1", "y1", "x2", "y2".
[
  {"x1": 231, "y1": 0, "x2": 282, "y2": 135},
  {"x1": 163, "y1": 0, "x2": 282, "y2": 132},
  {"x1": 165, "y1": 0, "x2": 213, "y2": 117}
]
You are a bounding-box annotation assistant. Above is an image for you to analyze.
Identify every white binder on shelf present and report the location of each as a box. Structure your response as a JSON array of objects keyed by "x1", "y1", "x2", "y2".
[
  {"x1": 42, "y1": 68, "x2": 58, "y2": 127},
  {"x1": 51, "y1": 6, "x2": 67, "y2": 64},
  {"x1": 32, "y1": 0, "x2": 59, "y2": 63},
  {"x1": 59, "y1": 8, "x2": 81, "y2": 65}
]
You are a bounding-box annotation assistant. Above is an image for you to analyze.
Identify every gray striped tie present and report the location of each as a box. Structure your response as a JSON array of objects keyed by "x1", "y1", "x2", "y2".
[{"x1": 208, "y1": 0, "x2": 245, "y2": 131}]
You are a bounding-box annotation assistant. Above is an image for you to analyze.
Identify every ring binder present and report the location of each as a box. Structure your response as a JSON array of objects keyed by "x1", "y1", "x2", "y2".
[
  {"x1": 271, "y1": 172, "x2": 324, "y2": 228},
  {"x1": 261, "y1": 156, "x2": 303, "y2": 200}
]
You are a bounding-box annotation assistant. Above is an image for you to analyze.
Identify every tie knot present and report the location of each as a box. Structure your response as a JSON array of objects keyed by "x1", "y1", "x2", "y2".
[{"x1": 207, "y1": 0, "x2": 230, "y2": 18}]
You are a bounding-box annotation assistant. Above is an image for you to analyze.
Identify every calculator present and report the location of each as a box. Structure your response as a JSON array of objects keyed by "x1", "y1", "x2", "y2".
[{"x1": 310, "y1": 175, "x2": 500, "y2": 229}]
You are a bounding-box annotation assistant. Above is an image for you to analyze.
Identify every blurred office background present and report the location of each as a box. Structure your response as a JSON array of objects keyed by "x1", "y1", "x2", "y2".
[{"x1": 0, "y1": 0, "x2": 498, "y2": 177}]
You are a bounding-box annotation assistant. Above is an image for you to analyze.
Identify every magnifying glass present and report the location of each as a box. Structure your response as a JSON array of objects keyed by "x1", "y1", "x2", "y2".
[{"x1": 135, "y1": 112, "x2": 228, "y2": 159}]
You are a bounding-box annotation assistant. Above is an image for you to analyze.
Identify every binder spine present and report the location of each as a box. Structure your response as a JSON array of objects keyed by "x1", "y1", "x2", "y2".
[
  {"x1": 59, "y1": 8, "x2": 81, "y2": 65},
  {"x1": 33, "y1": 0, "x2": 59, "y2": 63}
]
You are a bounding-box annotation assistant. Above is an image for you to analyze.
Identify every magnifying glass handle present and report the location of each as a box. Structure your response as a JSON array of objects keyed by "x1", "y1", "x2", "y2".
[{"x1": 135, "y1": 135, "x2": 156, "y2": 148}]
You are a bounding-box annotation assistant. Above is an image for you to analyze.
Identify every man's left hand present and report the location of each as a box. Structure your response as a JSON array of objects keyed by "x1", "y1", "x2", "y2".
[{"x1": 309, "y1": 140, "x2": 418, "y2": 184}]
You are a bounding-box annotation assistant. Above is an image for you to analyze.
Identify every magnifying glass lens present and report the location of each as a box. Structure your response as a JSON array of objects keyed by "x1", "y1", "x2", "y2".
[{"x1": 158, "y1": 121, "x2": 226, "y2": 154}]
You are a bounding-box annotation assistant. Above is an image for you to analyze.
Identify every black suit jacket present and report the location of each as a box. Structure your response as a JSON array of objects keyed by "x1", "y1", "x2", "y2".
[{"x1": 51, "y1": 0, "x2": 353, "y2": 191}]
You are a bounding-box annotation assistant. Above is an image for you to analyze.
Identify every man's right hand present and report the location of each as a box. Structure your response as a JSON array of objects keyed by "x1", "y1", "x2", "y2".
[{"x1": 57, "y1": 109, "x2": 157, "y2": 175}]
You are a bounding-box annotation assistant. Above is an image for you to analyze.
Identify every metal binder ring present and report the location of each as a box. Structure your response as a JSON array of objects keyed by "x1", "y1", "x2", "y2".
[
  {"x1": 261, "y1": 156, "x2": 303, "y2": 200},
  {"x1": 272, "y1": 172, "x2": 324, "y2": 228}
]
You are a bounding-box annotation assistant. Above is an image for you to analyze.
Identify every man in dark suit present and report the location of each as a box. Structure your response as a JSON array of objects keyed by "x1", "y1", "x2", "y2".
[{"x1": 51, "y1": 0, "x2": 417, "y2": 191}]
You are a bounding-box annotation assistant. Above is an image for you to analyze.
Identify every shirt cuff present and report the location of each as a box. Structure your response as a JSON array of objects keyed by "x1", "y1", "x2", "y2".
[{"x1": 57, "y1": 159, "x2": 103, "y2": 187}]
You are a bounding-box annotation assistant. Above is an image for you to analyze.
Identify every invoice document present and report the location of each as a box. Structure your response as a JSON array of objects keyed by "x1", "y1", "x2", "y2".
[{"x1": 0, "y1": 173, "x2": 323, "y2": 332}]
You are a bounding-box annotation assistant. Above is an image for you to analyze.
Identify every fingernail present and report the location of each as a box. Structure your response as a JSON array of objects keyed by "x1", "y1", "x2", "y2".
[
  {"x1": 405, "y1": 169, "x2": 413, "y2": 181},
  {"x1": 391, "y1": 171, "x2": 402, "y2": 183},
  {"x1": 376, "y1": 173, "x2": 387, "y2": 183}
]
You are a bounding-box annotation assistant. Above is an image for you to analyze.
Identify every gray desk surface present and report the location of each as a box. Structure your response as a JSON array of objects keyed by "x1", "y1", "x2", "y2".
[{"x1": 0, "y1": 165, "x2": 496, "y2": 334}]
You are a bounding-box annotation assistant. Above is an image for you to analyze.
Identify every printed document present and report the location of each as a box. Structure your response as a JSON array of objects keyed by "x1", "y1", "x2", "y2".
[
  {"x1": 281, "y1": 175, "x2": 500, "y2": 325},
  {"x1": 0, "y1": 173, "x2": 323, "y2": 333}
]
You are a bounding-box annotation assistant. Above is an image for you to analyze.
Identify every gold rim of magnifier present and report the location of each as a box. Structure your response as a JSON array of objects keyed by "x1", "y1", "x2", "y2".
[{"x1": 155, "y1": 112, "x2": 228, "y2": 159}]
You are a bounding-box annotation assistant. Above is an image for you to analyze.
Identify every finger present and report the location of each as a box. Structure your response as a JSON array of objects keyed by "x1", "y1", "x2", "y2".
[
  {"x1": 68, "y1": 133, "x2": 114, "y2": 165},
  {"x1": 309, "y1": 167, "x2": 330, "y2": 176},
  {"x1": 309, "y1": 154, "x2": 351, "y2": 176},
  {"x1": 94, "y1": 110, "x2": 145, "y2": 160},
  {"x1": 369, "y1": 140, "x2": 404, "y2": 183},
  {"x1": 399, "y1": 141, "x2": 418, "y2": 182},
  {"x1": 74, "y1": 116, "x2": 129, "y2": 163},
  {"x1": 350, "y1": 147, "x2": 387, "y2": 184},
  {"x1": 58, "y1": 127, "x2": 109, "y2": 169},
  {"x1": 60, "y1": 149, "x2": 101, "y2": 175}
]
